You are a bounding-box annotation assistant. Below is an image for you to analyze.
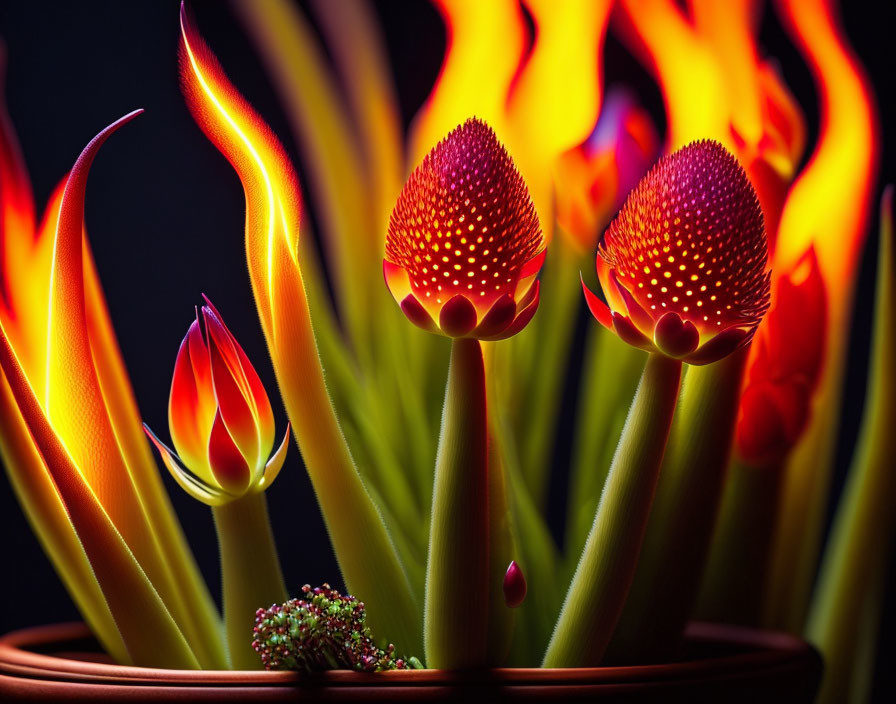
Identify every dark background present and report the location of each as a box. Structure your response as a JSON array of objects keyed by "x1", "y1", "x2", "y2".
[{"x1": 0, "y1": 0, "x2": 892, "y2": 697}]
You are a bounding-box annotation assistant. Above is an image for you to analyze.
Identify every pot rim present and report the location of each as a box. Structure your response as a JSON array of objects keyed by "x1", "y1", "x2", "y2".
[{"x1": 0, "y1": 620, "x2": 817, "y2": 686}]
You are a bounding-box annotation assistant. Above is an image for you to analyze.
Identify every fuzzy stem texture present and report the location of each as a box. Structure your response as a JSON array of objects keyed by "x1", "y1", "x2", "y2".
[
  {"x1": 695, "y1": 458, "x2": 784, "y2": 627},
  {"x1": 543, "y1": 352, "x2": 681, "y2": 667},
  {"x1": 518, "y1": 240, "x2": 586, "y2": 507},
  {"x1": 425, "y1": 338, "x2": 489, "y2": 668},
  {"x1": 213, "y1": 491, "x2": 288, "y2": 669},
  {"x1": 606, "y1": 346, "x2": 748, "y2": 661}
]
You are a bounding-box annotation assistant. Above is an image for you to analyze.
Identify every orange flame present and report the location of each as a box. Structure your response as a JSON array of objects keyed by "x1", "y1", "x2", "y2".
[
  {"x1": 554, "y1": 89, "x2": 659, "y2": 252},
  {"x1": 0, "y1": 94, "x2": 224, "y2": 666},
  {"x1": 762, "y1": 0, "x2": 880, "y2": 630},
  {"x1": 409, "y1": 0, "x2": 526, "y2": 166},
  {"x1": 412, "y1": 0, "x2": 611, "y2": 239},
  {"x1": 614, "y1": 0, "x2": 806, "y2": 237}
]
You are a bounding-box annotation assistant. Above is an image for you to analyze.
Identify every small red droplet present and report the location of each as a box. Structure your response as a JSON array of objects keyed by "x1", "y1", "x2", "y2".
[{"x1": 503, "y1": 560, "x2": 527, "y2": 608}]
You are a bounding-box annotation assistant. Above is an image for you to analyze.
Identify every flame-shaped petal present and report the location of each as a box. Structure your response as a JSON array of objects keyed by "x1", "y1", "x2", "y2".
[
  {"x1": 207, "y1": 409, "x2": 252, "y2": 495},
  {"x1": 554, "y1": 89, "x2": 659, "y2": 252},
  {"x1": 204, "y1": 308, "x2": 262, "y2": 472},
  {"x1": 257, "y1": 424, "x2": 291, "y2": 492},
  {"x1": 168, "y1": 320, "x2": 216, "y2": 485},
  {"x1": 0, "y1": 56, "x2": 224, "y2": 664},
  {"x1": 736, "y1": 246, "x2": 826, "y2": 462}
]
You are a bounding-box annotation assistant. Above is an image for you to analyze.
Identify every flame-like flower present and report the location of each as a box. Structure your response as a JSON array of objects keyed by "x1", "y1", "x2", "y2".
[
  {"x1": 145, "y1": 298, "x2": 289, "y2": 505},
  {"x1": 0, "y1": 89, "x2": 223, "y2": 665},
  {"x1": 384, "y1": 118, "x2": 545, "y2": 339},
  {"x1": 583, "y1": 140, "x2": 771, "y2": 365},
  {"x1": 736, "y1": 246, "x2": 826, "y2": 464},
  {"x1": 554, "y1": 89, "x2": 659, "y2": 252}
]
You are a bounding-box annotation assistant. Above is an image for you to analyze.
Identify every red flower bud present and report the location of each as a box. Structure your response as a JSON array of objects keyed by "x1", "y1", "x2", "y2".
[
  {"x1": 145, "y1": 296, "x2": 290, "y2": 504},
  {"x1": 583, "y1": 140, "x2": 771, "y2": 364},
  {"x1": 385, "y1": 118, "x2": 545, "y2": 339}
]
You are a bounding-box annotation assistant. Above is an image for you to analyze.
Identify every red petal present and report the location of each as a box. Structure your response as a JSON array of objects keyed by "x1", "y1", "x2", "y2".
[
  {"x1": 207, "y1": 410, "x2": 251, "y2": 495},
  {"x1": 612, "y1": 312, "x2": 654, "y2": 350},
  {"x1": 203, "y1": 307, "x2": 261, "y2": 470},
  {"x1": 654, "y1": 311, "x2": 700, "y2": 358},
  {"x1": 168, "y1": 321, "x2": 214, "y2": 480},
  {"x1": 204, "y1": 295, "x2": 274, "y2": 456},
  {"x1": 612, "y1": 269, "x2": 655, "y2": 336},
  {"x1": 736, "y1": 381, "x2": 810, "y2": 464},
  {"x1": 483, "y1": 282, "x2": 540, "y2": 340},
  {"x1": 582, "y1": 275, "x2": 613, "y2": 330},
  {"x1": 439, "y1": 294, "x2": 478, "y2": 337},
  {"x1": 519, "y1": 248, "x2": 547, "y2": 279},
  {"x1": 685, "y1": 326, "x2": 750, "y2": 365},
  {"x1": 400, "y1": 294, "x2": 439, "y2": 334},
  {"x1": 473, "y1": 294, "x2": 516, "y2": 338}
]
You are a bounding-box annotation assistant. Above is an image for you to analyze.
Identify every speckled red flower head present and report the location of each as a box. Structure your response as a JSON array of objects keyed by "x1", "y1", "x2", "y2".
[
  {"x1": 583, "y1": 140, "x2": 771, "y2": 365},
  {"x1": 384, "y1": 118, "x2": 545, "y2": 339}
]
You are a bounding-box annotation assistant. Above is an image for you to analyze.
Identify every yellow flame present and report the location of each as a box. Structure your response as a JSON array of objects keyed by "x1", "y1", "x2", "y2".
[
  {"x1": 409, "y1": 0, "x2": 526, "y2": 166},
  {"x1": 616, "y1": 0, "x2": 805, "y2": 189},
  {"x1": 0, "y1": 102, "x2": 224, "y2": 666},
  {"x1": 772, "y1": 1, "x2": 878, "y2": 280},
  {"x1": 179, "y1": 6, "x2": 422, "y2": 653},
  {"x1": 763, "y1": 0, "x2": 879, "y2": 631},
  {"x1": 411, "y1": 0, "x2": 610, "y2": 239},
  {"x1": 505, "y1": 0, "x2": 612, "y2": 231}
]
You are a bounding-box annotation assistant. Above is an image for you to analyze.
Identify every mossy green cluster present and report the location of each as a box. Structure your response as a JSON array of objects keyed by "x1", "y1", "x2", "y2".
[{"x1": 252, "y1": 584, "x2": 423, "y2": 672}]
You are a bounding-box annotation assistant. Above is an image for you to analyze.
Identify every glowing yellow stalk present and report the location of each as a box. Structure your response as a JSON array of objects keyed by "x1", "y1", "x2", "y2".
[
  {"x1": 179, "y1": 5, "x2": 421, "y2": 655},
  {"x1": 232, "y1": 0, "x2": 378, "y2": 360}
]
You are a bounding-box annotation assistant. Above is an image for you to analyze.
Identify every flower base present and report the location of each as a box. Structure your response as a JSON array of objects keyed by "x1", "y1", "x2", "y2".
[{"x1": 0, "y1": 621, "x2": 820, "y2": 702}]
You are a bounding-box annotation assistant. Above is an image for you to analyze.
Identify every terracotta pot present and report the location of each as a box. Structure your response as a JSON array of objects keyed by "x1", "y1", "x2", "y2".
[{"x1": 0, "y1": 621, "x2": 820, "y2": 702}]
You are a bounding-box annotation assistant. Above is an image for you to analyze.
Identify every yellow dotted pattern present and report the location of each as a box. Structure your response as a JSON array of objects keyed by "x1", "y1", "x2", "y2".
[
  {"x1": 600, "y1": 139, "x2": 770, "y2": 336},
  {"x1": 386, "y1": 118, "x2": 543, "y2": 309}
]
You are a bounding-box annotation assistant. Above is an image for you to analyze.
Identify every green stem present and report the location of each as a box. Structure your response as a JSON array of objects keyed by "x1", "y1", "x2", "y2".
[
  {"x1": 485, "y1": 352, "x2": 561, "y2": 666},
  {"x1": 694, "y1": 458, "x2": 784, "y2": 627},
  {"x1": 212, "y1": 492, "x2": 288, "y2": 670},
  {"x1": 518, "y1": 241, "x2": 585, "y2": 507},
  {"x1": 606, "y1": 347, "x2": 748, "y2": 662},
  {"x1": 543, "y1": 352, "x2": 682, "y2": 667},
  {"x1": 565, "y1": 324, "x2": 644, "y2": 566},
  {"x1": 807, "y1": 188, "x2": 896, "y2": 704},
  {"x1": 485, "y1": 431, "x2": 517, "y2": 665},
  {"x1": 424, "y1": 338, "x2": 489, "y2": 668}
]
